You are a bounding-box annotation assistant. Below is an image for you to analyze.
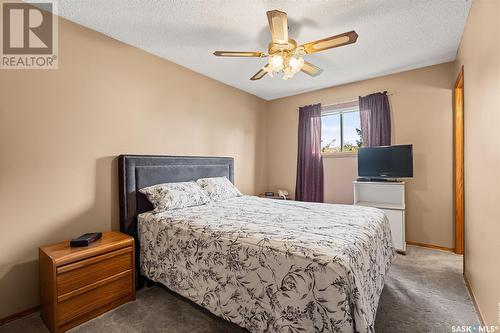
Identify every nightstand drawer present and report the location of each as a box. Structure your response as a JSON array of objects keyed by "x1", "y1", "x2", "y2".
[
  {"x1": 58, "y1": 271, "x2": 133, "y2": 325},
  {"x1": 56, "y1": 247, "x2": 132, "y2": 295}
]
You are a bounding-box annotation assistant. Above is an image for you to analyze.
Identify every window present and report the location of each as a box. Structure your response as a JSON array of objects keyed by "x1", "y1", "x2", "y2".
[{"x1": 321, "y1": 101, "x2": 363, "y2": 154}]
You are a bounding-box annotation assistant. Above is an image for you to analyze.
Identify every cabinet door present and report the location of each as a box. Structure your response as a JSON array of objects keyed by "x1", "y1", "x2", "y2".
[{"x1": 382, "y1": 209, "x2": 404, "y2": 251}]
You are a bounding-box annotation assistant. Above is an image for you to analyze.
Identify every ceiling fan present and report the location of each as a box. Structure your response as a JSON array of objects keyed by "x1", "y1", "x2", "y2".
[{"x1": 214, "y1": 10, "x2": 358, "y2": 81}]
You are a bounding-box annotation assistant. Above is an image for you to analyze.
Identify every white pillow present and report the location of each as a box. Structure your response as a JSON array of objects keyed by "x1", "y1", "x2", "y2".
[
  {"x1": 196, "y1": 177, "x2": 242, "y2": 202},
  {"x1": 139, "y1": 181, "x2": 209, "y2": 211}
]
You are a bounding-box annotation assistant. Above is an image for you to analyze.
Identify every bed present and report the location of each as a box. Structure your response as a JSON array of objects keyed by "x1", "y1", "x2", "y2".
[{"x1": 118, "y1": 155, "x2": 394, "y2": 333}]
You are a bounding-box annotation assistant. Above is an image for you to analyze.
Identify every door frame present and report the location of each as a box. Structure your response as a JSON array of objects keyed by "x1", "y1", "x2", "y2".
[{"x1": 454, "y1": 66, "x2": 464, "y2": 255}]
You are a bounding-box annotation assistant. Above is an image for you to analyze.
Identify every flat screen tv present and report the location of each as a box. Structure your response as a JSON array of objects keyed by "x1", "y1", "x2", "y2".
[{"x1": 358, "y1": 144, "x2": 413, "y2": 179}]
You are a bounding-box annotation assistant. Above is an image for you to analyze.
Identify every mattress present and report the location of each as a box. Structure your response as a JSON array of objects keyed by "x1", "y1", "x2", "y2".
[{"x1": 138, "y1": 196, "x2": 394, "y2": 332}]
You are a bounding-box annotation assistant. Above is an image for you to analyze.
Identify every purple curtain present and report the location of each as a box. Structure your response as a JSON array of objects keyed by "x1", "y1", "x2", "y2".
[
  {"x1": 295, "y1": 103, "x2": 324, "y2": 202},
  {"x1": 359, "y1": 92, "x2": 391, "y2": 147}
]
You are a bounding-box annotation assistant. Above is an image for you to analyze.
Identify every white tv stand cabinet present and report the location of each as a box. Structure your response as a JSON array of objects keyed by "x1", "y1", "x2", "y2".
[{"x1": 353, "y1": 181, "x2": 406, "y2": 253}]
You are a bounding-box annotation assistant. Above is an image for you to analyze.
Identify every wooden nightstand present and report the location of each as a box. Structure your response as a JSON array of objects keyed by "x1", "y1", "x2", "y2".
[
  {"x1": 258, "y1": 194, "x2": 291, "y2": 200},
  {"x1": 39, "y1": 231, "x2": 135, "y2": 333}
]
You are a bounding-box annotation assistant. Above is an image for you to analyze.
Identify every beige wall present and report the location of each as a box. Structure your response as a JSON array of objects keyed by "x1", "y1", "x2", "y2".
[
  {"x1": 266, "y1": 63, "x2": 455, "y2": 248},
  {"x1": 454, "y1": 0, "x2": 500, "y2": 325},
  {"x1": 0, "y1": 18, "x2": 267, "y2": 318}
]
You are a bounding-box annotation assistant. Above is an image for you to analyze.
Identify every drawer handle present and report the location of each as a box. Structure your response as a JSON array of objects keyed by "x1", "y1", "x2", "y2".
[
  {"x1": 57, "y1": 247, "x2": 132, "y2": 274},
  {"x1": 57, "y1": 270, "x2": 132, "y2": 303}
]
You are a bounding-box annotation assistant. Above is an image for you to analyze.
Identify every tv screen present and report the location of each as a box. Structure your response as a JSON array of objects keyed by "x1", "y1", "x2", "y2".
[{"x1": 358, "y1": 144, "x2": 413, "y2": 178}]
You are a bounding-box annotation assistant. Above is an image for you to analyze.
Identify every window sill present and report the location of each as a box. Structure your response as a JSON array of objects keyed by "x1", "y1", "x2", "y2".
[{"x1": 322, "y1": 152, "x2": 358, "y2": 158}]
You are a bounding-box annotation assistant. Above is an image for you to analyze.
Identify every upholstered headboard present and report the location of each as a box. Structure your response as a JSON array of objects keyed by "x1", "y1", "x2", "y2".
[{"x1": 118, "y1": 155, "x2": 234, "y2": 284}]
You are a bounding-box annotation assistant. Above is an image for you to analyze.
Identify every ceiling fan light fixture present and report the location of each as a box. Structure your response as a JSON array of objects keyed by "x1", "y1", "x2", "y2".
[
  {"x1": 266, "y1": 53, "x2": 305, "y2": 80},
  {"x1": 279, "y1": 55, "x2": 304, "y2": 80}
]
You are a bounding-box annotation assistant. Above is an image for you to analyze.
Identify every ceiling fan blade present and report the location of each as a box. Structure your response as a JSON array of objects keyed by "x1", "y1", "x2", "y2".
[
  {"x1": 267, "y1": 10, "x2": 288, "y2": 44},
  {"x1": 300, "y1": 31, "x2": 358, "y2": 54},
  {"x1": 301, "y1": 61, "x2": 323, "y2": 77},
  {"x1": 214, "y1": 51, "x2": 265, "y2": 57},
  {"x1": 250, "y1": 65, "x2": 270, "y2": 80}
]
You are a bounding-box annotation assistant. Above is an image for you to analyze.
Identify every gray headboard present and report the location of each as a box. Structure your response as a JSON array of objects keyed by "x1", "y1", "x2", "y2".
[{"x1": 118, "y1": 155, "x2": 234, "y2": 281}]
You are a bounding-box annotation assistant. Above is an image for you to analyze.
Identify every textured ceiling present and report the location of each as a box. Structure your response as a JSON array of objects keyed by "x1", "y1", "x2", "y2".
[{"x1": 54, "y1": 0, "x2": 472, "y2": 100}]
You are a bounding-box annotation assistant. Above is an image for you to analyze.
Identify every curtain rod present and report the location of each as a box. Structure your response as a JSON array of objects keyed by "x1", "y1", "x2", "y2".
[{"x1": 298, "y1": 91, "x2": 394, "y2": 110}]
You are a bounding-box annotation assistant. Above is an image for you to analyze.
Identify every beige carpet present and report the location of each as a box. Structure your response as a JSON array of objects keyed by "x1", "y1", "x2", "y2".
[{"x1": 0, "y1": 245, "x2": 479, "y2": 333}]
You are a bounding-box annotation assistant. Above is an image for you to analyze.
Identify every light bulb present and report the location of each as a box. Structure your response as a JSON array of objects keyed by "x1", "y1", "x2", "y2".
[
  {"x1": 271, "y1": 55, "x2": 283, "y2": 68},
  {"x1": 289, "y1": 57, "x2": 304, "y2": 73},
  {"x1": 282, "y1": 66, "x2": 295, "y2": 80}
]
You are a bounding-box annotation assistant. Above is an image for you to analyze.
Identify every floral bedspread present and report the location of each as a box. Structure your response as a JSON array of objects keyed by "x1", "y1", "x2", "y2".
[{"x1": 138, "y1": 196, "x2": 394, "y2": 332}]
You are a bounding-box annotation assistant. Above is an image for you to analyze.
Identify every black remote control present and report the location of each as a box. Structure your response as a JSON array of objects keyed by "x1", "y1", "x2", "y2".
[{"x1": 70, "y1": 232, "x2": 102, "y2": 247}]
